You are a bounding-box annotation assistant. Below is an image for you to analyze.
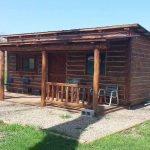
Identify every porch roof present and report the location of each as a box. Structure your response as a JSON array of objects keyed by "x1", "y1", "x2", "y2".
[{"x1": 0, "y1": 23, "x2": 149, "y2": 48}]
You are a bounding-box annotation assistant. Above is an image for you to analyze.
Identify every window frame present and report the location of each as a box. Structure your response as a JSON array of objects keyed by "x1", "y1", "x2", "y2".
[
  {"x1": 16, "y1": 54, "x2": 37, "y2": 73},
  {"x1": 85, "y1": 52, "x2": 106, "y2": 76}
]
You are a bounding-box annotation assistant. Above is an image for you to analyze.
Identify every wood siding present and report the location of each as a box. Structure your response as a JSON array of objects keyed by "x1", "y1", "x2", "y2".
[
  {"x1": 66, "y1": 41, "x2": 129, "y2": 105},
  {"x1": 130, "y1": 36, "x2": 150, "y2": 105},
  {"x1": 7, "y1": 52, "x2": 42, "y2": 92},
  {"x1": 7, "y1": 40, "x2": 130, "y2": 105}
]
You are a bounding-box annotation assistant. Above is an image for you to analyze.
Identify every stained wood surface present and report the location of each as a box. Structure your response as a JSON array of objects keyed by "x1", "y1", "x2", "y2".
[
  {"x1": 2, "y1": 24, "x2": 142, "y2": 38},
  {"x1": 7, "y1": 52, "x2": 42, "y2": 92},
  {"x1": 0, "y1": 24, "x2": 141, "y2": 47},
  {"x1": 46, "y1": 82, "x2": 91, "y2": 107},
  {"x1": 93, "y1": 48, "x2": 100, "y2": 111},
  {"x1": 0, "y1": 51, "x2": 4, "y2": 100},
  {"x1": 41, "y1": 51, "x2": 47, "y2": 106},
  {"x1": 66, "y1": 40, "x2": 130, "y2": 104},
  {"x1": 130, "y1": 36, "x2": 150, "y2": 105},
  {"x1": 1, "y1": 43, "x2": 107, "y2": 52},
  {"x1": 7, "y1": 40, "x2": 130, "y2": 105},
  {"x1": 48, "y1": 53, "x2": 66, "y2": 82}
]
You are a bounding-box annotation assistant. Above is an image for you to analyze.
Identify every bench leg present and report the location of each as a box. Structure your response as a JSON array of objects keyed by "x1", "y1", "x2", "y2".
[
  {"x1": 17, "y1": 88, "x2": 23, "y2": 94},
  {"x1": 116, "y1": 94, "x2": 119, "y2": 105}
]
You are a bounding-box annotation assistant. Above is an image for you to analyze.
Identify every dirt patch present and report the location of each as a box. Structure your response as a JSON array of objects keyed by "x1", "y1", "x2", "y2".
[
  {"x1": 0, "y1": 120, "x2": 4, "y2": 124},
  {"x1": 122, "y1": 127, "x2": 142, "y2": 138}
]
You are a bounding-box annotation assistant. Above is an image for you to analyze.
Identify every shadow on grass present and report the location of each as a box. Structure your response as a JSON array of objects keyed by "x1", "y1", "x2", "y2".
[{"x1": 29, "y1": 111, "x2": 104, "y2": 150}]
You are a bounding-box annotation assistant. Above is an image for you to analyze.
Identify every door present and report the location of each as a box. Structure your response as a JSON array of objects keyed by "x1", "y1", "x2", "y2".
[{"x1": 48, "y1": 53, "x2": 66, "y2": 83}]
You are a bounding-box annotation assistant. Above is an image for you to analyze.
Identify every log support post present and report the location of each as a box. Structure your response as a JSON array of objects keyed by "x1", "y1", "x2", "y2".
[
  {"x1": 93, "y1": 48, "x2": 100, "y2": 112},
  {"x1": 41, "y1": 50, "x2": 47, "y2": 106},
  {"x1": 0, "y1": 50, "x2": 4, "y2": 100}
]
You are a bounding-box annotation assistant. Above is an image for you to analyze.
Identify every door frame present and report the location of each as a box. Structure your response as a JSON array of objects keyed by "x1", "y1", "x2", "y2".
[{"x1": 48, "y1": 52, "x2": 66, "y2": 83}]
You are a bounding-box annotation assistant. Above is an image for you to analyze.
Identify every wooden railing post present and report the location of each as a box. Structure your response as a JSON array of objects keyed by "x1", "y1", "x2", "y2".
[
  {"x1": 76, "y1": 87, "x2": 79, "y2": 104},
  {"x1": 93, "y1": 48, "x2": 100, "y2": 112},
  {"x1": 61, "y1": 86, "x2": 63, "y2": 102},
  {"x1": 71, "y1": 87, "x2": 74, "y2": 103},
  {"x1": 51, "y1": 85, "x2": 54, "y2": 101},
  {"x1": 41, "y1": 50, "x2": 47, "y2": 106},
  {"x1": 46, "y1": 82, "x2": 94, "y2": 107},
  {"x1": 0, "y1": 50, "x2": 4, "y2": 100},
  {"x1": 66, "y1": 87, "x2": 69, "y2": 103},
  {"x1": 47, "y1": 84, "x2": 50, "y2": 100}
]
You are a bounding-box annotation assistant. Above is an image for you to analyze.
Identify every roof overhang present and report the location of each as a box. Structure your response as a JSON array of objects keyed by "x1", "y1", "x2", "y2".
[{"x1": 0, "y1": 24, "x2": 148, "y2": 50}]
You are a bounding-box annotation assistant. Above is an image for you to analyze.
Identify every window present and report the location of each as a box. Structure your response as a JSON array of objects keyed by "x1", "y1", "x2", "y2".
[
  {"x1": 86, "y1": 53, "x2": 106, "y2": 75},
  {"x1": 16, "y1": 54, "x2": 36, "y2": 72}
]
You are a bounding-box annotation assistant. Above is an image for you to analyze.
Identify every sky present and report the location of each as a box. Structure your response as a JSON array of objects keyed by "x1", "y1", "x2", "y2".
[{"x1": 0, "y1": 0, "x2": 150, "y2": 34}]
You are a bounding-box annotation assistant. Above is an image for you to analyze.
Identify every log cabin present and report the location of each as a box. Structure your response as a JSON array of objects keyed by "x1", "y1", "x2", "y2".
[{"x1": 0, "y1": 24, "x2": 150, "y2": 111}]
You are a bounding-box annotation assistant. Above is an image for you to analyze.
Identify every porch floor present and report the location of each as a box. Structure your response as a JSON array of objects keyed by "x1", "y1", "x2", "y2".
[
  {"x1": 5, "y1": 92, "x2": 41, "y2": 106},
  {"x1": 4, "y1": 92, "x2": 123, "y2": 113}
]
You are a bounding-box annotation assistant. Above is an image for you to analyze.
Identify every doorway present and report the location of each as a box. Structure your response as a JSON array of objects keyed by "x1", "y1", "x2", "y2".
[{"x1": 48, "y1": 53, "x2": 66, "y2": 83}]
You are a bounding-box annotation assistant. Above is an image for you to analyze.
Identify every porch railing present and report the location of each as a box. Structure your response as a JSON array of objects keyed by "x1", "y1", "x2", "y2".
[{"x1": 46, "y1": 82, "x2": 92, "y2": 108}]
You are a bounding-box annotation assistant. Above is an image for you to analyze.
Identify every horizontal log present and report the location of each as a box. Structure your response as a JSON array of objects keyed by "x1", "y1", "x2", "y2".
[
  {"x1": 0, "y1": 42, "x2": 108, "y2": 52},
  {"x1": 6, "y1": 83, "x2": 41, "y2": 88},
  {"x1": 46, "y1": 100, "x2": 87, "y2": 108}
]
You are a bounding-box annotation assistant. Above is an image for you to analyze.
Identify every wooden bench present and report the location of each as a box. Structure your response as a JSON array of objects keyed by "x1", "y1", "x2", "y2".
[{"x1": 5, "y1": 83, "x2": 41, "y2": 95}]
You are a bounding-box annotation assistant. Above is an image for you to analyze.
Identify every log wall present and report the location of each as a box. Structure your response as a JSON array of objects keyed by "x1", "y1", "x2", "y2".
[
  {"x1": 7, "y1": 52, "x2": 42, "y2": 93},
  {"x1": 130, "y1": 36, "x2": 150, "y2": 105},
  {"x1": 66, "y1": 40, "x2": 129, "y2": 104},
  {"x1": 7, "y1": 40, "x2": 130, "y2": 104}
]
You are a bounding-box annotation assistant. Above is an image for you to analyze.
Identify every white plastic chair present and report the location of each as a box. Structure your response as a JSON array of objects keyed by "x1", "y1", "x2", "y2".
[{"x1": 105, "y1": 84, "x2": 119, "y2": 106}]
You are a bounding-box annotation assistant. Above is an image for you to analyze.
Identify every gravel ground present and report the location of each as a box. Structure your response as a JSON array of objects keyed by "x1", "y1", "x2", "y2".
[{"x1": 0, "y1": 101, "x2": 150, "y2": 143}]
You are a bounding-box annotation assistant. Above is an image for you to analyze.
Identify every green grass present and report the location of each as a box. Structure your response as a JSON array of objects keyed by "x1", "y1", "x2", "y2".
[
  {"x1": 0, "y1": 120, "x2": 150, "y2": 150},
  {"x1": 59, "y1": 113, "x2": 72, "y2": 119}
]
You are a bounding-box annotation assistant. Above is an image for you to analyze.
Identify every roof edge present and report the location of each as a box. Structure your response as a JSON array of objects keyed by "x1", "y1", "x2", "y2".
[{"x1": 2, "y1": 23, "x2": 142, "y2": 38}]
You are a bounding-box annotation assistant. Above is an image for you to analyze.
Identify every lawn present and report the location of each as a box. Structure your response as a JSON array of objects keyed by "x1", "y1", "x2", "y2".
[{"x1": 0, "y1": 120, "x2": 150, "y2": 150}]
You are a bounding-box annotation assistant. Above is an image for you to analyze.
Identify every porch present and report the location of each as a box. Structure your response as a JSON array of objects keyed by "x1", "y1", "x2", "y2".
[
  {"x1": 5, "y1": 91, "x2": 41, "y2": 106},
  {"x1": 41, "y1": 47, "x2": 103, "y2": 112},
  {"x1": 1, "y1": 47, "x2": 106, "y2": 112},
  {"x1": 0, "y1": 26, "x2": 134, "y2": 112},
  {"x1": 4, "y1": 91, "x2": 122, "y2": 113},
  {"x1": 0, "y1": 43, "x2": 127, "y2": 112}
]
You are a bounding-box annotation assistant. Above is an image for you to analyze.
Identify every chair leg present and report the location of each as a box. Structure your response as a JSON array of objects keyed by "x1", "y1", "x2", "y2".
[
  {"x1": 109, "y1": 96, "x2": 112, "y2": 106},
  {"x1": 105, "y1": 96, "x2": 109, "y2": 104}
]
